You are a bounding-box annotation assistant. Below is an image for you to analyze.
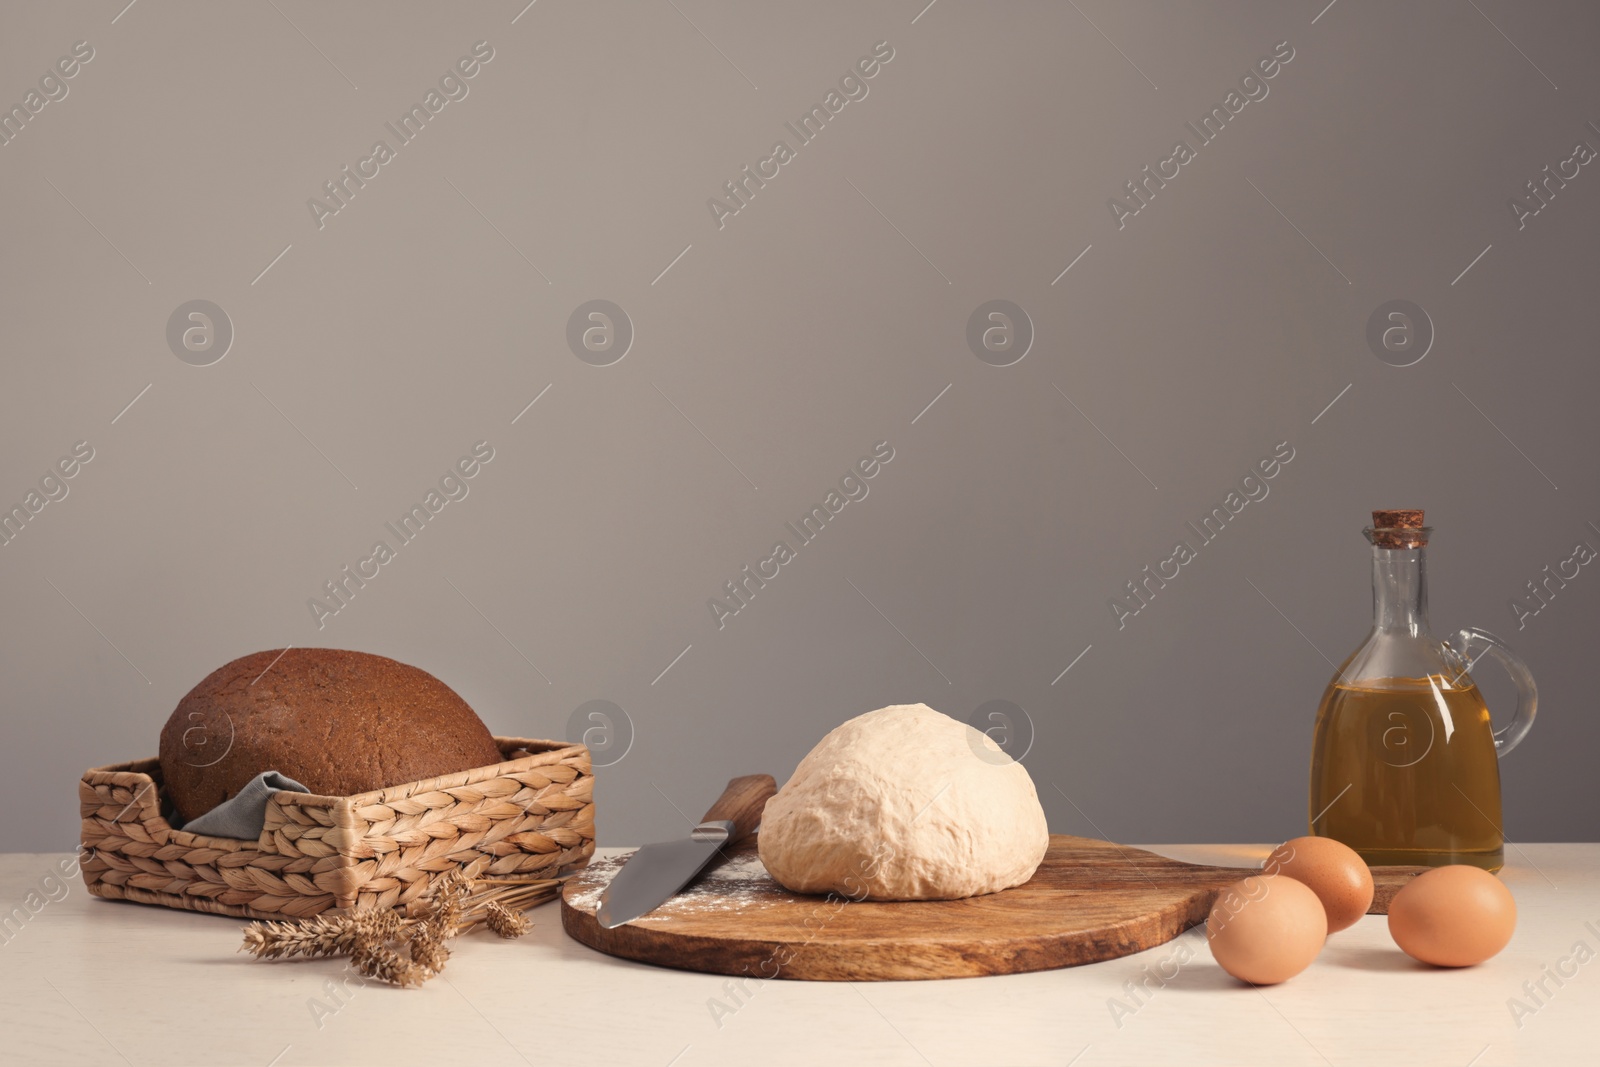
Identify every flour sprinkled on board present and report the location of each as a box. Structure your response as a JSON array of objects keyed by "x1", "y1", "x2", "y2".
[
  {"x1": 564, "y1": 853, "x2": 629, "y2": 913},
  {"x1": 563, "y1": 848, "x2": 785, "y2": 921}
]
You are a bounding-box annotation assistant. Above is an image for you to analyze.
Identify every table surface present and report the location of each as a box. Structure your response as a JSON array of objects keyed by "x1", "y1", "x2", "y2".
[{"x1": 2, "y1": 844, "x2": 1594, "y2": 1066}]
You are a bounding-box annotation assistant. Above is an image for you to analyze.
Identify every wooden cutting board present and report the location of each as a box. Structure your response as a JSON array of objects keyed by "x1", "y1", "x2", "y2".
[{"x1": 560, "y1": 835, "x2": 1425, "y2": 981}]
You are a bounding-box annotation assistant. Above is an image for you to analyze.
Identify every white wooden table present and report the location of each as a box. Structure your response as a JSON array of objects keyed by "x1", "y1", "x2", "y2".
[{"x1": 2, "y1": 844, "x2": 1593, "y2": 1066}]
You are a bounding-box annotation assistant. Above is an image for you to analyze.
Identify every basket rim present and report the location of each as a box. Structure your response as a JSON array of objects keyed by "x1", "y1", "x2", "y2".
[
  {"x1": 80, "y1": 736, "x2": 588, "y2": 848},
  {"x1": 338, "y1": 736, "x2": 585, "y2": 807}
]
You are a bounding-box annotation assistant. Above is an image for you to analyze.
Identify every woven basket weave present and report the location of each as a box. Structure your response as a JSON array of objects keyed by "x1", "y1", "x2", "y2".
[{"x1": 78, "y1": 737, "x2": 593, "y2": 922}]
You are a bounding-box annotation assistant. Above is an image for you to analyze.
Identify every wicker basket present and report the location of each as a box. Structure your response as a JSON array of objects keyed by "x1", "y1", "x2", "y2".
[{"x1": 78, "y1": 737, "x2": 593, "y2": 922}]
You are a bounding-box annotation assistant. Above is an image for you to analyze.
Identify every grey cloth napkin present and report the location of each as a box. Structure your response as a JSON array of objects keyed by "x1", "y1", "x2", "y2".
[{"x1": 176, "y1": 771, "x2": 309, "y2": 839}]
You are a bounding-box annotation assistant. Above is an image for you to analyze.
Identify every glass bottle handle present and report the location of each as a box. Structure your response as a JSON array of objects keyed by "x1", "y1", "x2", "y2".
[{"x1": 1448, "y1": 626, "x2": 1538, "y2": 757}]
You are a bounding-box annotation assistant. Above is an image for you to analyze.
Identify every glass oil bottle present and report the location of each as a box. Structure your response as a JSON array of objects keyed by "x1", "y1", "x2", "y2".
[{"x1": 1309, "y1": 510, "x2": 1537, "y2": 870}]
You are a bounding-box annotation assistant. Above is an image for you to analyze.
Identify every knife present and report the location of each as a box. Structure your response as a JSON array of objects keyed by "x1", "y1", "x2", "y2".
[{"x1": 596, "y1": 773, "x2": 777, "y2": 929}]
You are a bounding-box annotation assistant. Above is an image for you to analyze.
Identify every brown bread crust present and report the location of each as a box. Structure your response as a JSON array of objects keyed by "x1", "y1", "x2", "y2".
[{"x1": 158, "y1": 649, "x2": 506, "y2": 824}]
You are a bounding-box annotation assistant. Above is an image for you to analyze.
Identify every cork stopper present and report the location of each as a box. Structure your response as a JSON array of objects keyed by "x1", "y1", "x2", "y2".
[{"x1": 1370, "y1": 509, "x2": 1428, "y2": 548}]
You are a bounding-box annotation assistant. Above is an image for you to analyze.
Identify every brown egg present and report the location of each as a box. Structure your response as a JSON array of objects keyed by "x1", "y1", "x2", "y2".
[
  {"x1": 1206, "y1": 874, "x2": 1327, "y2": 984},
  {"x1": 1388, "y1": 865, "x2": 1517, "y2": 967},
  {"x1": 1264, "y1": 836, "x2": 1374, "y2": 933}
]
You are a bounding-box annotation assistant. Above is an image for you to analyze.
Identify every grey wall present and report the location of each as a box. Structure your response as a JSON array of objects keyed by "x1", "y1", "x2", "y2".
[{"x1": 2, "y1": 1, "x2": 1595, "y2": 852}]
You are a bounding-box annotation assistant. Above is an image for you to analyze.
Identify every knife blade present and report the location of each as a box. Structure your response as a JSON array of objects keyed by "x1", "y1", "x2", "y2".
[{"x1": 596, "y1": 773, "x2": 776, "y2": 929}]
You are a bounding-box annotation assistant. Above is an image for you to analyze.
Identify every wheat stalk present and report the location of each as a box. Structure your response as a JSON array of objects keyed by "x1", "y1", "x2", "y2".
[
  {"x1": 240, "y1": 873, "x2": 565, "y2": 986},
  {"x1": 240, "y1": 912, "x2": 375, "y2": 960},
  {"x1": 353, "y1": 941, "x2": 427, "y2": 988},
  {"x1": 484, "y1": 900, "x2": 530, "y2": 939}
]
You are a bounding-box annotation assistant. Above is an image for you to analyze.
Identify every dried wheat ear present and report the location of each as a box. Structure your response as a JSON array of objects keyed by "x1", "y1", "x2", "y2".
[{"x1": 241, "y1": 868, "x2": 564, "y2": 987}]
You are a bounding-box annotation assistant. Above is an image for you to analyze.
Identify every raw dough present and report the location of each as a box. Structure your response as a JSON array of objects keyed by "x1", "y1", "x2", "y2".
[{"x1": 757, "y1": 703, "x2": 1050, "y2": 900}]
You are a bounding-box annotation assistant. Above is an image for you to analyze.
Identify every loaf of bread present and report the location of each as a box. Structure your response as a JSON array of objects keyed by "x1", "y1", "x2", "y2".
[{"x1": 158, "y1": 649, "x2": 506, "y2": 823}]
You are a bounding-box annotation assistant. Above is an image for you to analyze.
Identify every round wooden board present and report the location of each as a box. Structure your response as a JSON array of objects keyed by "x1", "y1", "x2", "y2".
[{"x1": 560, "y1": 835, "x2": 1427, "y2": 981}]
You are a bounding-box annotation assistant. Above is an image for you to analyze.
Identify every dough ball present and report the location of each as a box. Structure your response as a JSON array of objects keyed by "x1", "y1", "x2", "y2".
[{"x1": 758, "y1": 703, "x2": 1049, "y2": 900}]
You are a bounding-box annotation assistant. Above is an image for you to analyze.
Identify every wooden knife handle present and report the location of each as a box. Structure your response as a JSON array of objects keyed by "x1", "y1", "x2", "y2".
[{"x1": 699, "y1": 774, "x2": 777, "y2": 846}]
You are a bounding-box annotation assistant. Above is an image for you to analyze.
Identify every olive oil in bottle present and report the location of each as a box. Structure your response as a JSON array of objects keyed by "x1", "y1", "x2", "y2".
[
  {"x1": 1307, "y1": 511, "x2": 1537, "y2": 873},
  {"x1": 1310, "y1": 676, "x2": 1503, "y2": 869}
]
